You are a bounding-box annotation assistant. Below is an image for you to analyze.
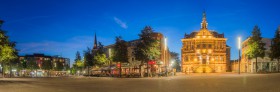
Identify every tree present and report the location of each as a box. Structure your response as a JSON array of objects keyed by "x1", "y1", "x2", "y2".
[
  {"x1": 74, "y1": 51, "x2": 82, "y2": 62},
  {"x1": 93, "y1": 42, "x2": 107, "y2": 66},
  {"x1": 72, "y1": 59, "x2": 84, "y2": 75},
  {"x1": 84, "y1": 47, "x2": 94, "y2": 76},
  {"x1": 42, "y1": 59, "x2": 52, "y2": 77},
  {"x1": 134, "y1": 26, "x2": 161, "y2": 77},
  {"x1": 94, "y1": 53, "x2": 108, "y2": 66},
  {"x1": 97, "y1": 42, "x2": 105, "y2": 54},
  {"x1": 245, "y1": 25, "x2": 266, "y2": 73},
  {"x1": 84, "y1": 48, "x2": 94, "y2": 67},
  {"x1": 27, "y1": 57, "x2": 38, "y2": 77},
  {"x1": 113, "y1": 36, "x2": 128, "y2": 77},
  {"x1": 170, "y1": 52, "x2": 181, "y2": 72},
  {"x1": 75, "y1": 60, "x2": 84, "y2": 68},
  {"x1": 16, "y1": 59, "x2": 27, "y2": 77},
  {"x1": 56, "y1": 61, "x2": 64, "y2": 71},
  {"x1": 0, "y1": 20, "x2": 18, "y2": 78},
  {"x1": 72, "y1": 51, "x2": 83, "y2": 75},
  {"x1": 270, "y1": 26, "x2": 280, "y2": 72}
]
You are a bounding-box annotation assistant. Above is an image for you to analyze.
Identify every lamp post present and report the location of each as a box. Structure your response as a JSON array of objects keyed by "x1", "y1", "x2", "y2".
[
  {"x1": 108, "y1": 48, "x2": 112, "y2": 76},
  {"x1": 238, "y1": 37, "x2": 241, "y2": 74},
  {"x1": 164, "y1": 37, "x2": 167, "y2": 76}
]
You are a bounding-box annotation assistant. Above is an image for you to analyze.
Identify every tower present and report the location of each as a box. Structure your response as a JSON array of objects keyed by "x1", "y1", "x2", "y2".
[
  {"x1": 201, "y1": 11, "x2": 208, "y2": 29},
  {"x1": 181, "y1": 11, "x2": 228, "y2": 73},
  {"x1": 93, "y1": 32, "x2": 98, "y2": 50}
]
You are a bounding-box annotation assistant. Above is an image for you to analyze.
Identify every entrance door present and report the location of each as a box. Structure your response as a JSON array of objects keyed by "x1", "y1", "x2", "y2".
[{"x1": 202, "y1": 59, "x2": 206, "y2": 64}]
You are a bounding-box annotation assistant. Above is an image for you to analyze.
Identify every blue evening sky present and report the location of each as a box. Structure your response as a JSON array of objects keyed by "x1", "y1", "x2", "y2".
[{"x1": 0, "y1": 0, "x2": 279, "y2": 64}]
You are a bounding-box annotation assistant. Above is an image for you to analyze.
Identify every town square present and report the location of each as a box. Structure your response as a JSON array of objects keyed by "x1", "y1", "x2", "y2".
[
  {"x1": 0, "y1": 0, "x2": 280, "y2": 92},
  {"x1": 1, "y1": 73, "x2": 280, "y2": 92}
]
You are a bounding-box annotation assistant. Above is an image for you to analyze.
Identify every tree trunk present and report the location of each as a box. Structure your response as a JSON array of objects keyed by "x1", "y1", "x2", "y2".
[
  {"x1": 109, "y1": 60, "x2": 111, "y2": 77},
  {"x1": 147, "y1": 62, "x2": 149, "y2": 77},
  {"x1": 2, "y1": 63, "x2": 4, "y2": 78},
  {"x1": 139, "y1": 65, "x2": 142, "y2": 77},
  {"x1": 49, "y1": 70, "x2": 51, "y2": 77},
  {"x1": 119, "y1": 62, "x2": 122, "y2": 78},
  {"x1": 31, "y1": 67, "x2": 33, "y2": 77},
  {"x1": 87, "y1": 66, "x2": 89, "y2": 77},
  {"x1": 277, "y1": 58, "x2": 279, "y2": 72},
  {"x1": 9, "y1": 63, "x2": 12, "y2": 78},
  {"x1": 255, "y1": 57, "x2": 258, "y2": 73}
]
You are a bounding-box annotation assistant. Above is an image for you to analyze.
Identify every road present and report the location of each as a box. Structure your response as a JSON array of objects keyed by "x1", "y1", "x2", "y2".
[{"x1": 0, "y1": 73, "x2": 280, "y2": 92}]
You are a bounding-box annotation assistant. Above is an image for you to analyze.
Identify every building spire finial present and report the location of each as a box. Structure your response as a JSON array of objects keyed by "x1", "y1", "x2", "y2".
[
  {"x1": 201, "y1": 11, "x2": 208, "y2": 29},
  {"x1": 93, "y1": 32, "x2": 98, "y2": 49}
]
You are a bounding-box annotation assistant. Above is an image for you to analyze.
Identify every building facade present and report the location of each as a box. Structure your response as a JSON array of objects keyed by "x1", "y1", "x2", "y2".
[
  {"x1": 104, "y1": 32, "x2": 171, "y2": 74},
  {"x1": 232, "y1": 38, "x2": 279, "y2": 73},
  {"x1": 181, "y1": 12, "x2": 230, "y2": 73},
  {"x1": 19, "y1": 53, "x2": 70, "y2": 71}
]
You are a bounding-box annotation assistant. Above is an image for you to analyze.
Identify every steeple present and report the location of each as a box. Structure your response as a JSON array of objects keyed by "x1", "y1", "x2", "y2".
[
  {"x1": 93, "y1": 32, "x2": 98, "y2": 49},
  {"x1": 201, "y1": 11, "x2": 208, "y2": 29}
]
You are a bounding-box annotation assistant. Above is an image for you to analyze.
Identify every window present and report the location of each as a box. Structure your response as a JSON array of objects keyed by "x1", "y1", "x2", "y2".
[
  {"x1": 203, "y1": 44, "x2": 206, "y2": 48},
  {"x1": 185, "y1": 57, "x2": 188, "y2": 62},
  {"x1": 208, "y1": 44, "x2": 212, "y2": 48}
]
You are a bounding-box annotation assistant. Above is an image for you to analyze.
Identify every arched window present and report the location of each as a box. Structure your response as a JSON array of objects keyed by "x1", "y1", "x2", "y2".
[{"x1": 185, "y1": 56, "x2": 188, "y2": 62}]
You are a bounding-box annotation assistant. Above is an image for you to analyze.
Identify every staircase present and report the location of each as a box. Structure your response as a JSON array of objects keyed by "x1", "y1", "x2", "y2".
[{"x1": 194, "y1": 65, "x2": 213, "y2": 73}]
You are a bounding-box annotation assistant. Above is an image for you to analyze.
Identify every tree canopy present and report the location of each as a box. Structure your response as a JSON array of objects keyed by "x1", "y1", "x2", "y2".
[
  {"x1": 244, "y1": 25, "x2": 266, "y2": 73},
  {"x1": 42, "y1": 59, "x2": 52, "y2": 70},
  {"x1": 112, "y1": 36, "x2": 128, "y2": 63},
  {"x1": 270, "y1": 26, "x2": 280, "y2": 72},
  {"x1": 134, "y1": 26, "x2": 161, "y2": 63},
  {"x1": 74, "y1": 51, "x2": 82, "y2": 62},
  {"x1": 84, "y1": 47, "x2": 94, "y2": 67},
  {"x1": 94, "y1": 53, "x2": 108, "y2": 66},
  {"x1": 170, "y1": 52, "x2": 181, "y2": 71},
  {"x1": 270, "y1": 27, "x2": 280, "y2": 60},
  {"x1": 245, "y1": 25, "x2": 266, "y2": 59},
  {"x1": 0, "y1": 20, "x2": 17, "y2": 64}
]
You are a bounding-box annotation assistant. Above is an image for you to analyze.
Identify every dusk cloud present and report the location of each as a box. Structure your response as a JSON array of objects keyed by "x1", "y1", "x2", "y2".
[{"x1": 113, "y1": 17, "x2": 128, "y2": 29}]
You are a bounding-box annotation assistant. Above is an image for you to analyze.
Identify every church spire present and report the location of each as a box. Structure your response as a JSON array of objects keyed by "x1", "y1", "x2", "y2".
[
  {"x1": 201, "y1": 11, "x2": 208, "y2": 29},
  {"x1": 93, "y1": 32, "x2": 98, "y2": 49}
]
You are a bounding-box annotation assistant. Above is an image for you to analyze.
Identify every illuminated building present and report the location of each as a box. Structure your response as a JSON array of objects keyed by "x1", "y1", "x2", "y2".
[
  {"x1": 232, "y1": 38, "x2": 279, "y2": 73},
  {"x1": 19, "y1": 53, "x2": 70, "y2": 71},
  {"x1": 181, "y1": 12, "x2": 230, "y2": 73},
  {"x1": 104, "y1": 32, "x2": 171, "y2": 74}
]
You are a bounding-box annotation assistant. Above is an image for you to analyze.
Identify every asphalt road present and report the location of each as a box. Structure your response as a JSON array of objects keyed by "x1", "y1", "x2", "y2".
[{"x1": 0, "y1": 73, "x2": 280, "y2": 92}]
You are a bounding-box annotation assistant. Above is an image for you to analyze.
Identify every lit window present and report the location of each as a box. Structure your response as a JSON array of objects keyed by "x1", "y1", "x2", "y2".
[
  {"x1": 208, "y1": 49, "x2": 212, "y2": 53},
  {"x1": 196, "y1": 49, "x2": 200, "y2": 53}
]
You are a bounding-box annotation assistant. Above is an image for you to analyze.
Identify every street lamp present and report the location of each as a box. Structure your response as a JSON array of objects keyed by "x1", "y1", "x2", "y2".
[
  {"x1": 108, "y1": 48, "x2": 112, "y2": 76},
  {"x1": 164, "y1": 37, "x2": 167, "y2": 77},
  {"x1": 238, "y1": 37, "x2": 241, "y2": 74},
  {"x1": 164, "y1": 38, "x2": 167, "y2": 66}
]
